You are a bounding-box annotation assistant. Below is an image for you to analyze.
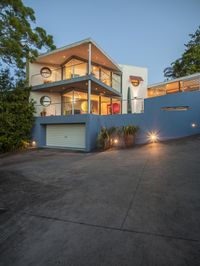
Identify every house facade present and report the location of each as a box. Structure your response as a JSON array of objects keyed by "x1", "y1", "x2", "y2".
[
  {"x1": 30, "y1": 38, "x2": 147, "y2": 150},
  {"x1": 30, "y1": 38, "x2": 200, "y2": 151},
  {"x1": 30, "y1": 38, "x2": 147, "y2": 118}
]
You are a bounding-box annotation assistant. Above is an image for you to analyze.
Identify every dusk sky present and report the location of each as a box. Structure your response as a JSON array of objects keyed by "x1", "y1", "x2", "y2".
[{"x1": 24, "y1": 0, "x2": 199, "y2": 84}]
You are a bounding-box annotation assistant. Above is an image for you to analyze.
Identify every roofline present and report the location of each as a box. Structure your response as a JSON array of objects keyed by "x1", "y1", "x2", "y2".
[
  {"x1": 37, "y1": 38, "x2": 122, "y2": 73},
  {"x1": 148, "y1": 72, "x2": 200, "y2": 88}
]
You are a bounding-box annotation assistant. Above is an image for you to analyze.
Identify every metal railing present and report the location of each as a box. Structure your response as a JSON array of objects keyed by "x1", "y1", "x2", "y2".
[
  {"x1": 147, "y1": 76, "x2": 200, "y2": 98},
  {"x1": 30, "y1": 62, "x2": 121, "y2": 92},
  {"x1": 34, "y1": 98, "x2": 144, "y2": 117}
]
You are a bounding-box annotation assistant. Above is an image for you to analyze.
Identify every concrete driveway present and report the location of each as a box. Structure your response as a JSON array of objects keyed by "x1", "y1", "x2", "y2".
[{"x1": 0, "y1": 136, "x2": 200, "y2": 265}]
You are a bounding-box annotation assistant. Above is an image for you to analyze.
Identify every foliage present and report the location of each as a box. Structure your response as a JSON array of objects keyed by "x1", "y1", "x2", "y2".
[
  {"x1": 0, "y1": 69, "x2": 35, "y2": 152},
  {"x1": 0, "y1": 0, "x2": 56, "y2": 78},
  {"x1": 97, "y1": 125, "x2": 139, "y2": 150},
  {"x1": 96, "y1": 127, "x2": 110, "y2": 150},
  {"x1": 122, "y1": 125, "x2": 139, "y2": 136},
  {"x1": 164, "y1": 26, "x2": 200, "y2": 79}
]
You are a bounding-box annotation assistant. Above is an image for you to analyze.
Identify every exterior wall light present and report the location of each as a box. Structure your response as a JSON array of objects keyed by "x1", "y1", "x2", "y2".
[
  {"x1": 114, "y1": 138, "x2": 118, "y2": 144},
  {"x1": 147, "y1": 131, "x2": 159, "y2": 143},
  {"x1": 191, "y1": 122, "x2": 197, "y2": 128},
  {"x1": 32, "y1": 141, "x2": 37, "y2": 147}
]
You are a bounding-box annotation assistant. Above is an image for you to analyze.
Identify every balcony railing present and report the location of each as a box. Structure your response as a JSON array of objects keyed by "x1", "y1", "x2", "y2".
[
  {"x1": 34, "y1": 98, "x2": 144, "y2": 117},
  {"x1": 30, "y1": 62, "x2": 121, "y2": 92},
  {"x1": 148, "y1": 76, "x2": 200, "y2": 98}
]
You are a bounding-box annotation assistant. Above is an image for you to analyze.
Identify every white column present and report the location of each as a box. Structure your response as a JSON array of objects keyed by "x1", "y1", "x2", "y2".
[
  {"x1": 88, "y1": 42, "x2": 92, "y2": 75},
  {"x1": 72, "y1": 90, "x2": 75, "y2": 115},
  {"x1": 88, "y1": 80, "x2": 91, "y2": 114}
]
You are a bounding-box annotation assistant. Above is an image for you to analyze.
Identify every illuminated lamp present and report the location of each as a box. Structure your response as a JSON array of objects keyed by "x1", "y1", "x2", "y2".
[
  {"x1": 191, "y1": 122, "x2": 197, "y2": 128},
  {"x1": 32, "y1": 141, "x2": 37, "y2": 147},
  {"x1": 129, "y1": 76, "x2": 143, "y2": 87},
  {"x1": 147, "y1": 131, "x2": 159, "y2": 143},
  {"x1": 114, "y1": 138, "x2": 118, "y2": 144}
]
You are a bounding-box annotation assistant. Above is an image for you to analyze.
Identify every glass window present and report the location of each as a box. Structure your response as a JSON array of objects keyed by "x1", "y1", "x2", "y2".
[
  {"x1": 112, "y1": 73, "x2": 121, "y2": 92},
  {"x1": 112, "y1": 98, "x2": 121, "y2": 114},
  {"x1": 64, "y1": 59, "x2": 87, "y2": 80},
  {"x1": 92, "y1": 65, "x2": 100, "y2": 79},
  {"x1": 62, "y1": 90, "x2": 88, "y2": 115},
  {"x1": 183, "y1": 78, "x2": 199, "y2": 92},
  {"x1": 101, "y1": 68, "x2": 111, "y2": 86},
  {"x1": 166, "y1": 82, "x2": 180, "y2": 94},
  {"x1": 90, "y1": 94, "x2": 100, "y2": 114},
  {"x1": 101, "y1": 96, "x2": 111, "y2": 115},
  {"x1": 40, "y1": 96, "x2": 51, "y2": 107}
]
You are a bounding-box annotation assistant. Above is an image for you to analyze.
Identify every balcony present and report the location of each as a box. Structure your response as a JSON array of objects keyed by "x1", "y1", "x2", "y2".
[{"x1": 30, "y1": 60, "x2": 122, "y2": 93}]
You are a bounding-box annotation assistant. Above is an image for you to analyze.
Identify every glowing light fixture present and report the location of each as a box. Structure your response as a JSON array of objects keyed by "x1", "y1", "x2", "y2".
[
  {"x1": 191, "y1": 122, "x2": 197, "y2": 128},
  {"x1": 114, "y1": 138, "x2": 118, "y2": 144},
  {"x1": 147, "y1": 131, "x2": 159, "y2": 143},
  {"x1": 32, "y1": 141, "x2": 36, "y2": 147}
]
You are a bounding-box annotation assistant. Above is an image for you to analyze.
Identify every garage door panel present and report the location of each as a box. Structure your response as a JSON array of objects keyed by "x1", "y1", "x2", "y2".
[{"x1": 46, "y1": 124, "x2": 85, "y2": 149}]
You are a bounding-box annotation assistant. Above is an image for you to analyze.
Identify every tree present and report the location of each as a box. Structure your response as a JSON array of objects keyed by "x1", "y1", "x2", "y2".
[
  {"x1": 0, "y1": 69, "x2": 35, "y2": 152},
  {"x1": 0, "y1": 0, "x2": 56, "y2": 78},
  {"x1": 164, "y1": 26, "x2": 200, "y2": 79}
]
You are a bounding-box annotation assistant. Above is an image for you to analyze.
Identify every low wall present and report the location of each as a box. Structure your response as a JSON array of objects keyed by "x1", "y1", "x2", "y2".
[
  {"x1": 32, "y1": 91, "x2": 200, "y2": 151},
  {"x1": 97, "y1": 91, "x2": 200, "y2": 144}
]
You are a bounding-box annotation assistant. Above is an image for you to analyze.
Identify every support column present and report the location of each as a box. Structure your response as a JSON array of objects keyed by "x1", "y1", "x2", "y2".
[
  {"x1": 88, "y1": 42, "x2": 92, "y2": 75},
  {"x1": 72, "y1": 89, "x2": 75, "y2": 115},
  {"x1": 88, "y1": 42, "x2": 92, "y2": 114},
  {"x1": 88, "y1": 80, "x2": 91, "y2": 114}
]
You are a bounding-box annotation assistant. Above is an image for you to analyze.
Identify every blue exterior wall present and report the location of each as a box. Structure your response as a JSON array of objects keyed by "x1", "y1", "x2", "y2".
[{"x1": 32, "y1": 91, "x2": 200, "y2": 151}]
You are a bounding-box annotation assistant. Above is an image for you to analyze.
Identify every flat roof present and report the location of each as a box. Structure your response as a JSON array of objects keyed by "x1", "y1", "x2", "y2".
[{"x1": 148, "y1": 73, "x2": 200, "y2": 88}]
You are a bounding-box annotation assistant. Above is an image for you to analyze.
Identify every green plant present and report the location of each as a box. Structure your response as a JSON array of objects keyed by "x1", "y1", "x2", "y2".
[
  {"x1": 0, "y1": 69, "x2": 35, "y2": 153},
  {"x1": 96, "y1": 127, "x2": 110, "y2": 150},
  {"x1": 122, "y1": 125, "x2": 139, "y2": 148},
  {"x1": 122, "y1": 125, "x2": 139, "y2": 136}
]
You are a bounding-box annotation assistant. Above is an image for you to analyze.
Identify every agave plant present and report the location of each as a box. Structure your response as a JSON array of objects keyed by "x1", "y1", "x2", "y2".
[{"x1": 122, "y1": 125, "x2": 139, "y2": 148}]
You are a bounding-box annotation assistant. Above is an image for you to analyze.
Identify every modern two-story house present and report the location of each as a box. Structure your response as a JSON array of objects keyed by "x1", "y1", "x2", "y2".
[{"x1": 30, "y1": 38, "x2": 147, "y2": 150}]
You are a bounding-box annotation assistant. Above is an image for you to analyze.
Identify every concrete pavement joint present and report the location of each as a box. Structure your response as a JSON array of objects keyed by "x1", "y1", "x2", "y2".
[
  {"x1": 120, "y1": 159, "x2": 149, "y2": 229},
  {"x1": 7, "y1": 210, "x2": 198, "y2": 243}
]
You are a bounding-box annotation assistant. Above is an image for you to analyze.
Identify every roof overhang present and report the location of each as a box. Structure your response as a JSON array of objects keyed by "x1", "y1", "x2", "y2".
[
  {"x1": 31, "y1": 75, "x2": 122, "y2": 98},
  {"x1": 35, "y1": 38, "x2": 121, "y2": 73}
]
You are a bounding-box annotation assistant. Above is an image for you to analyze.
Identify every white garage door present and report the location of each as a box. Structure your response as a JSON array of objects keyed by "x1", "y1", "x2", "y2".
[{"x1": 46, "y1": 124, "x2": 86, "y2": 149}]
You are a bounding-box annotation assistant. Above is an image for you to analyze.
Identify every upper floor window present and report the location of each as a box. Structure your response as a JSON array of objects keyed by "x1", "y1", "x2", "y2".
[
  {"x1": 64, "y1": 58, "x2": 87, "y2": 79},
  {"x1": 40, "y1": 67, "x2": 52, "y2": 78}
]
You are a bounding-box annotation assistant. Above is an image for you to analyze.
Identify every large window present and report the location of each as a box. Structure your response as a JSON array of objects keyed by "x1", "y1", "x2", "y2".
[
  {"x1": 112, "y1": 73, "x2": 121, "y2": 92},
  {"x1": 64, "y1": 59, "x2": 87, "y2": 80},
  {"x1": 62, "y1": 90, "x2": 101, "y2": 115}
]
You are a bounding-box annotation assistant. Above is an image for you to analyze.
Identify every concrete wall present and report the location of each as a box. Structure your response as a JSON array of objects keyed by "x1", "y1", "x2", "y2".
[
  {"x1": 29, "y1": 63, "x2": 61, "y2": 87},
  {"x1": 119, "y1": 64, "x2": 148, "y2": 114},
  {"x1": 32, "y1": 90, "x2": 200, "y2": 151},
  {"x1": 30, "y1": 91, "x2": 61, "y2": 116}
]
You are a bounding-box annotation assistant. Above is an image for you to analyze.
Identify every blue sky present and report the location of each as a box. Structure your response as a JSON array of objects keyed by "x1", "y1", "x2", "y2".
[{"x1": 24, "y1": 0, "x2": 199, "y2": 84}]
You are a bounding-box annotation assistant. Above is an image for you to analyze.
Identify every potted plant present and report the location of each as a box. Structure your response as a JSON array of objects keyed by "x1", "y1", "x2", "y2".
[
  {"x1": 97, "y1": 127, "x2": 110, "y2": 150},
  {"x1": 40, "y1": 108, "x2": 47, "y2": 116},
  {"x1": 122, "y1": 125, "x2": 139, "y2": 148}
]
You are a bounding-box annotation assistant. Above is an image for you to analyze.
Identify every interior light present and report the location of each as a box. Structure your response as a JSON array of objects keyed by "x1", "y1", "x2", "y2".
[{"x1": 147, "y1": 131, "x2": 159, "y2": 143}]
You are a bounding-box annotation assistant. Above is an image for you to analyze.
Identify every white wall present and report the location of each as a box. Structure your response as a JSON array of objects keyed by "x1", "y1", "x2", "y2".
[
  {"x1": 30, "y1": 91, "x2": 61, "y2": 117},
  {"x1": 119, "y1": 64, "x2": 148, "y2": 114},
  {"x1": 29, "y1": 63, "x2": 61, "y2": 87}
]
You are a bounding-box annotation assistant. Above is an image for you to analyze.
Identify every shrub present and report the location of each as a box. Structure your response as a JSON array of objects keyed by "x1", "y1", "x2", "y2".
[{"x1": 0, "y1": 69, "x2": 35, "y2": 153}]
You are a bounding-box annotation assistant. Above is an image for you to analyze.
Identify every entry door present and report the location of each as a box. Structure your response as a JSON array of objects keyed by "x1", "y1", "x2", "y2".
[{"x1": 46, "y1": 124, "x2": 85, "y2": 149}]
